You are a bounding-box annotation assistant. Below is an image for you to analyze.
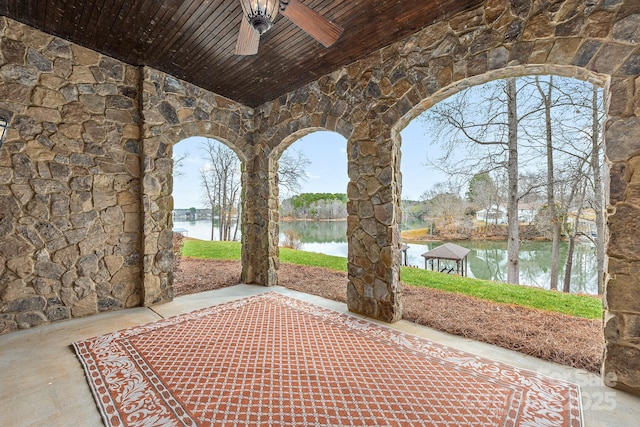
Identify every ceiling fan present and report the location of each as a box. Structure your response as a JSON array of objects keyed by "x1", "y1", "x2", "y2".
[{"x1": 235, "y1": 0, "x2": 344, "y2": 55}]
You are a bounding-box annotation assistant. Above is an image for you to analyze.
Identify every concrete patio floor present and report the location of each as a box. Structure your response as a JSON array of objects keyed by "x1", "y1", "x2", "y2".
[{"x1": 1, "y1": 284, "x2": 638, "y2": 426}]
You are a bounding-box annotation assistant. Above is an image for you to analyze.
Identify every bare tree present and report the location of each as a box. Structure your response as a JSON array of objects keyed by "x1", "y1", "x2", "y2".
[
  {"x1": 278, "y1": 149, "x2": 311, "y2": 197},
  {"x1": 423, "y1": 76, "x2": 605, "y2": 289},
  {"x1": 421, "y1": 182, "x2": 470, "y2": 236},
  {"x1": 505, "y1": 78, "x2": 520, "y2": 284},
  {"x1": 200, "y1": 167, "x2": 217, "y2": 240},
  {"x1": 553, "y1": 83, "x2": 605, "y2": 294},
  {"x1": 589, "y1": 86, "x2": 605, "y2": 294},
  {"x1": 200, "y1": 139, "x2": 242, "y2": 241},
  {"x1": 516, "y1": 76, "x2": 605, "y2": 293},
  {"x1": 560, "y1": 162, "x2": 589, "y2": 293},
  {"x1": 522, "y1": 75, "x2": 606, "y2": 293},
  {"x1": 422, "y1": 78, "x2": 524, "y2": 283},
  {"x1": 534, "y1": 76, "x2": 562, "y2": 291},
  {"x1": 173, "y1": 151, "x2": 189, "y2": 178}
]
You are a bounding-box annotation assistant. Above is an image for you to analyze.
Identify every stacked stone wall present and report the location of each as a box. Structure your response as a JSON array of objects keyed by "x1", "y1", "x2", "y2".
[
  {"x1": 0, "y1": 17, "x2": 254, "y2": 332},
  {"x1": 0, "y1": 17, "x2": 143, "y2": 332}
]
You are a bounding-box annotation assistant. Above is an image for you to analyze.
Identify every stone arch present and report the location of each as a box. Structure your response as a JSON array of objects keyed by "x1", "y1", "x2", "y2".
[
  {"x1": 272, "y1": 126, "x2": 349, "y2": 237},
  {"x1": 241, "y1": 92, "x2": 355, "y2": 287},
  {"x1": 170, "y1": 133, "x2": 247, "y2": 223},
  {"x1": 363, "y1": 19, "x2": 639, "y2": 391},
  {"x1": 140, "y1": 68, "x2": 253, "y2": 305},
  {"x1": 271, "y1": 126, "x2": 350, "y2": 160},
  {"x1": 390, "y1": 65, "x2": 606, "y2": 341},
  {"x1": 142, "y1": 68, "x2": 251, "y2": 162},
  {"x1": 339, "y1": 4, "x2": 639, "y2": 391},
  {"x1": 389, "y1": 66, "x2": 609, "y2": 274},
  {"x1": 252, "y1": 1, "x2": 640, "y2": 391},
  {"x1": 241, "y1": 126, "x2": 350, "y2": 287},
  {"x1": 172, "y1": 133, "x2": 248, "y2": 164}
]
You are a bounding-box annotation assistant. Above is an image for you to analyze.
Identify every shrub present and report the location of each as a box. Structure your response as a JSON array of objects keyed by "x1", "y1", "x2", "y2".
[{"x1": 281, "y1": 229, "x2": 303, "y2": 250}]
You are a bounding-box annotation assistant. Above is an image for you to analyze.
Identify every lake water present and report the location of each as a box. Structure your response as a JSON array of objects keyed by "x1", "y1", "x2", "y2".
[
  {"x1": 174, "y1": 219, "x2": 598, "y2": 295},
  {"x1": 173, "y1": 220, "x2": 228, "y2": 241}
]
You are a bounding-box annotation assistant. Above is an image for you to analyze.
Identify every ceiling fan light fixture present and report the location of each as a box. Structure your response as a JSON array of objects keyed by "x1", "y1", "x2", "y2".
[
  {"x1": 239, "y1": 0, "x2": 281, "y2": 34},
  {"x1": 235, "y1": 0, "x2": 344, "y2": 56}
]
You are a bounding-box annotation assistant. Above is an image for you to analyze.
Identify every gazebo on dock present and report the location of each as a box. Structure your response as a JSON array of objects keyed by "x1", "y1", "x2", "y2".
[{"x1": 421, "y1": 243, "x2": 471, "y2": 277}]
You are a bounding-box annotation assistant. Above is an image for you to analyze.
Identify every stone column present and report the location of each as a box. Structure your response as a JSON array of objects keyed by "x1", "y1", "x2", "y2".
[
  {"x1": 140, "y1": 134, "x2": 174, "y2": 305},
  {"x1": 346, "y1": 124, "x2": 403, "y2": 322},
  {"x1": 602, "y1": 72, "x2": 640, "y2": 393},
  {"x1": 602, "y1": 76, "x2": 640, "y2": 394},
  {"x1": 240, "y1": 146, "x2": 279, "y2": 286}
]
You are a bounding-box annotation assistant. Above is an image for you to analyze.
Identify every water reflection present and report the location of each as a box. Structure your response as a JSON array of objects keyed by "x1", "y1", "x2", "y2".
[
  {"x1": 174, "y1": 219, "x2": 598, "y2": 294},
  {"x1": 279, "y1": 220, "x2": 347, "y2": 243}
]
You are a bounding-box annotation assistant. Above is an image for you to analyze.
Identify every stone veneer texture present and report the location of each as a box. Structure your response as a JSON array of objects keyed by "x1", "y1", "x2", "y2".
[
  {"x1": 0, "y1": 17, "x2": 253, "y2": 332},
  {"x1": 2, "y1": 0, "x2": 640, "y2": 394},
  {"x1": 0, "y1": 17, "x2": 143, "y2": 331}
]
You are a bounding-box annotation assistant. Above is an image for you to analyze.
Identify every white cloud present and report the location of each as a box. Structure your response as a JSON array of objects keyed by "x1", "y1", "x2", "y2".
[{"x1": 305, "y1": 171, "x2": 321, "y2": 180}]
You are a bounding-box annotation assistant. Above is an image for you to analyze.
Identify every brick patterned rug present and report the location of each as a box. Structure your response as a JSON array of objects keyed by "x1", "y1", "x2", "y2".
[{"x1": 74, "y1": 293, "x2": 583, "y2": 426}]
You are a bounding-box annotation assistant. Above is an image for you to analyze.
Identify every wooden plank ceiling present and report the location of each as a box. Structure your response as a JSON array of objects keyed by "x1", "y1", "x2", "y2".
[{"x1": 3, "y1": 0, "x2": 485, "y2": 107}]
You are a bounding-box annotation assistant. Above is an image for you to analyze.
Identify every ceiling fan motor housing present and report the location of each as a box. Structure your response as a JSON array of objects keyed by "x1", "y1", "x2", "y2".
[
  {"x1": 239, "y1": 0, "x2": 282, "y2": 34},
  {"x1": 250, "y1": 15, "x2": 271, "y2": 34}
]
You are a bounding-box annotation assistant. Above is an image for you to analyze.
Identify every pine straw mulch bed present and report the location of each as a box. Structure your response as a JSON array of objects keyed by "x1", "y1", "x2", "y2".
[{"x1": 174, "y1": 257, "x2": 603, "y2": 374}]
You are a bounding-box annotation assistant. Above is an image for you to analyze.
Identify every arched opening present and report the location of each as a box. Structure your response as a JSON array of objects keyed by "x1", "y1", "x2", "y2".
[
  {"x1": 276, "y1": 130, "x2": 349, "y2": 257},
  {"x1": 170, "y1": 135, "x2": 245, "y2": 297},
  {"x1": 394, "y1": 69, "x2": 606, "y2": 373},
  {"x1": 400, "y1": 75, "x2": 605, "y2": 293},
  {"x1": 172, "y1": 136, "x2": 244, "y2": 242}
]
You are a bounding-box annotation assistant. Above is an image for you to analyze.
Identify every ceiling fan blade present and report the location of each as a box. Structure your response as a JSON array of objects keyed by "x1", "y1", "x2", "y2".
[
  {"x1": 281, "y1": 0, "x2": 344, "y2": 48},
  {"x1": 235, "y1": 16, "x2": 260, "y2": 55}
]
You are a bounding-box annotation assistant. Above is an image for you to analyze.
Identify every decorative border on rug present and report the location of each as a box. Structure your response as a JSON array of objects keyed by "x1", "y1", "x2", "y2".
[{"x1": 74, "y1": 291, "x2": 583, "y2": 427}]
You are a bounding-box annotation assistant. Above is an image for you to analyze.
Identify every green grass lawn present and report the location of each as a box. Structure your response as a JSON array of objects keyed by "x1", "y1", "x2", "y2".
[
  {"x1": 182, "y1": 239, "x2": 242, "y2": 260},
  {"x1": 182, "y1": 239, "x2": 347, "y2": 270},
  {"x1": 181, "y1": 239, "x2": 602, "y2": 319},
  {"x1": 400, "y1": 267, "x2": 601, "y2": 319}
]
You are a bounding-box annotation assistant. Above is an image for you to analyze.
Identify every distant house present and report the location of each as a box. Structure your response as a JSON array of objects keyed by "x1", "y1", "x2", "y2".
[
  {"x1": 476, "y1": 206, "x2": 507, "y2": 224},
  {"x1": 517, "y1": 203, "x2": 539, "y2": 224},
  {"x1": 476, "y1": 203, "x2": 540, "y2": 224},
  {"x1": 567, "y1": 208, "x2": 597, "y2": 236}
]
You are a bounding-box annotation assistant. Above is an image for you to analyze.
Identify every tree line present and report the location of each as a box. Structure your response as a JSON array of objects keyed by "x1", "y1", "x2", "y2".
[{"x1": 280, "y1": 193, "x2": 347, "y2": 220}]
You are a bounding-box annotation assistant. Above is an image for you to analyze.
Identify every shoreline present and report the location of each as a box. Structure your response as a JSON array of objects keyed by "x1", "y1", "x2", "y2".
[
  {"x1": 402, "y1": 236, "x2": 554, "y2": 243},
  {"x1": 280, "y1": 217, "x2": 347, "y2": 222}
]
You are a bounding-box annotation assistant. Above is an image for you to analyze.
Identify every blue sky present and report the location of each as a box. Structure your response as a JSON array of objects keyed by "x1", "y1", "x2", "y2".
[{"x1": 172, "y1": 116, "x2": 448, "y2": 209}]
